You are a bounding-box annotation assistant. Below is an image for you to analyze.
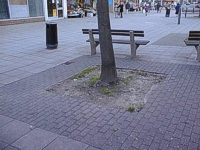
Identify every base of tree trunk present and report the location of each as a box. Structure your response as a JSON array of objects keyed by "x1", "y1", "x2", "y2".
[{"x1": 96, "y1": 78, "x2": 119, "y2": 87}]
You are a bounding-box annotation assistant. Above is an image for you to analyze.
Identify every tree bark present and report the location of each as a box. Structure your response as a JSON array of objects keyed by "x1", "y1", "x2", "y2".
[{"x1": 97, "y1": 0, "x2": 118, "y2": 84}]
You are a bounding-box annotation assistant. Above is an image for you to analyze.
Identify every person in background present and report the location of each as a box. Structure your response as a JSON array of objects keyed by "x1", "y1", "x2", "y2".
[
  {"x1": 133, "y1": 2, "x2": 136, "y2": 11},
  {"x1": 125, "y1": 2, "x2": 130, "y2": 13},
  {"x1": 149, "y1": 1, "x2": 151, "y2": 12},
  {"x1": 154, "y1": 1, "x2": 158, "y2": 11},
  {"x1": 157, "y1": 2, "x2": 161, "y2": 12},
  {"x1": 117, "y1": 2, "x2": 124, "y2": 18},
  {"x1": 144, "y1": 1, "x2": 150, "y2": 15},
  {"x1": 165, "y1": 2, "x2": 171, "y2": 17},
  {"x1": 175, "y1": 3, "x2": 180, "y2": 16},
  {"x1": 142, "y1": 1, "x2": 146, "y2": 13}
]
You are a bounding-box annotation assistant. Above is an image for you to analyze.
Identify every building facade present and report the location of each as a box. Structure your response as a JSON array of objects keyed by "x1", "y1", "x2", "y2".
[
  {"x1": 0, "y1": 0, "x2": 45, "y2": 25},
  {"x1": 0, "y1": 0, "x2": 115, "y2": 26},
  {"x1": 0, "y1": 0, "x2": 97, "y2": 25}
]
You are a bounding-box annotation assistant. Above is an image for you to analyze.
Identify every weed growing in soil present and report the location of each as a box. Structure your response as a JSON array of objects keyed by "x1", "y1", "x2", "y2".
[
  {"x1": 71, "y1": 66, "x2": 100, "y2": 79},
  {"x1": 127, "y1": 106, "x2": 135, "y2": 112}
]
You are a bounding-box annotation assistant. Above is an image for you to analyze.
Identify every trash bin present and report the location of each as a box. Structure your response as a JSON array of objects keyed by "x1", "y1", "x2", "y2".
[{"x1": 46, "y1": 22, "x2": 58, "y2": 49}]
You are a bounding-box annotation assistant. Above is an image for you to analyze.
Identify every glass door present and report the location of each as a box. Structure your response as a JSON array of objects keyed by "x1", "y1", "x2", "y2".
[
  {"x1": 47, "y1": 0, "x2": 64, "y2": 18},
  {"x1": 57, "y1": 0, "x2": 63, "y2": 18},
  {"x1": 47, "y1": 0, "x2": 57, "y2": 17}
]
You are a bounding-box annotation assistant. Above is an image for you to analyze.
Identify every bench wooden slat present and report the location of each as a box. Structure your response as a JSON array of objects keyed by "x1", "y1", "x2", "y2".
[
  {"x1": 189, "y1": 31, "x2": 200, "y2": 34},
  {"x1": 82, "y1": 29, "x2": 144, "y2": 33},
  {"x1": 188, "y1": 37, "x2": 200, "y2": 40},
  {"x1": 184, "y1": 40, "x2": 200, "y2": 46},
  {"x1": 82, "y1": 29, "x2": 144, "y2": 37},
  {"x1": 86, "y1": 38, "x2": 149, "y2": 45},
  {"x1": 83, "y1": 31, "x2": 144, "y2": 37},
  {"x1": 189, "y1": 33, "x2": 200, "y2": 35},
  {"x1": 189, "y1": 33, "x2": 200, "y2": 37}
]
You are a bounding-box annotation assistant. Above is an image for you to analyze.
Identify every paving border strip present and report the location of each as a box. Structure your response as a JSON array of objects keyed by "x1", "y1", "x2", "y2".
[{"x1": 1, "y1": 55, "x2": 200, "y2": 149}]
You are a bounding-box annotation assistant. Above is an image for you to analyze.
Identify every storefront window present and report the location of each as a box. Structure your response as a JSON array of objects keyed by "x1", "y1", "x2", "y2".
[
  {"x1": 0, "y1": 0, "x2": 10, "y2": 19},
  {"x1": 58, "y1": 10, "x2": 63, "y2": 17},
  {"x1": 57, "y1": 0, "x2": 62, "y2": 7},
  {"x1": 47, "y1": 0, "x2": 57, "y2": 17},
  {"x1": 28, "y1": 0, "x2": 44, "y2": 17}
]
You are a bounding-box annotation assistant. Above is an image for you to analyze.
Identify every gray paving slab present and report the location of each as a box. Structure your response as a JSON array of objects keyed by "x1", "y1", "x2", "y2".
[
  {"x1": 0, "y1": 120, "x2": 31, "y2": 144},
  {"x1": 0, "y1": 141, "x2": 8, "y2": 150},
  {"x1": 3, "y1": 145, "x2": 20, "y2": 150},
  {"x1": 0, "y1": 115, "x2": 13, "y2": 127},
  {"x1": 12, "y1": 128, "x2": 58, "y2": 150},
  {"x1": 86, "y1": 146, "x2": 101, "y2": 150},
  {"x1": 43, "y1": 136, "x2": 88, "y2": 150}
]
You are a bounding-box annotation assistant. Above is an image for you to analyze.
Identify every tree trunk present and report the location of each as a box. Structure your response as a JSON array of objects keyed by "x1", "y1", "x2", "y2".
[{"x1": 97, "y1": 0, "x2": 118, "y2": 84}]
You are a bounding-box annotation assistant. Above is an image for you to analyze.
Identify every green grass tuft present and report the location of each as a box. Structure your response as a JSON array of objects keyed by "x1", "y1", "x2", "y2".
[
  {"x1": 100, "y1": 88, "x2": 112, "y2": 95},
  {"x1": 89, "y1": 76, "x2": 99, "y2": 85},
  {"x1": 122, "y1": 78, "x2": 128, "y2": 85},
  {"x1": 71, "y1": 66, "x2": 100, "y2": 79},
  {"x1": 127, "y1": 106, "x2": 135, "y2": 112},
  {"x1": 122, "y1": 75, "x2": 133, "y2": 85}
]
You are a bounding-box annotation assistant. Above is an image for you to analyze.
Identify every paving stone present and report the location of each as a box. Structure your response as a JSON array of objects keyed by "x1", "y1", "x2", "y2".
[
  {"x1": 0, "y1": 120, "x2": 31, "y2": 144},
  {"x1": 148, "y1": 142, "x2": 160, "y2": 150},
  {"x1": 86, "y1": 146, "x2": 101, "y2": 150},
  {"x1": 44, "y1": 136, "x2": 88, "y2": 150},
  {"x1": 0, "y1": 141, "x2": 8, "y2": 150},
  {"x1": 12, "y1": 128, "x2": 58, "y2": 150},
  {"x1": 3, "y1": 145, "x2": 20, "y2": 150},
  {"x1": 0, "y1": 115, "x2": 13, "y2": 127}
]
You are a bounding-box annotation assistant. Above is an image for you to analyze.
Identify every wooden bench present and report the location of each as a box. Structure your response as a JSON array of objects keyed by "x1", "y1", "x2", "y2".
[
  {"x1": 184, "y1": 7, "x2": 200, "y2": 18},
  {"x1": 184, "y1": 31, "x2": 200, "y2": 61},
  {"x1": 82, "y1": 29, "x2": 150, "y2": 58}
]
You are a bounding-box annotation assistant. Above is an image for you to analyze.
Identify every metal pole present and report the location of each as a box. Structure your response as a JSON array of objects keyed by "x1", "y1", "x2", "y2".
[
  {"x1": 178, "y1": 5, "x2": 181, "y2": 24},
  {"x1": 178, "y1": 0, "x2": 183, "y2": 24}
]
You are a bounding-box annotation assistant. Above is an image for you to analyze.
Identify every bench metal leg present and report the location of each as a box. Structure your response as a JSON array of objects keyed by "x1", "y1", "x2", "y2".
[
  {"x1": 130, "y1": 31, "x2": 136, "y2": 58},
  {"x1": 136, "y1": 45, "x2": 139, "y2": 50},
  {"x1": 89, "y1": 30, "x2": 96, "y2": 55},
  {"x1": 195, "y1": 45, "x2": 200, "y2": 62}
]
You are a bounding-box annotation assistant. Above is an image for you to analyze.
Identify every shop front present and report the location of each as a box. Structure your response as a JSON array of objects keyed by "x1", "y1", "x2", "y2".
[
  {"x1": 44, "y1": 0, "x2": 67, "y2": 20},
  {"x1": 0, "y1": 0, "x2": 108, "y2": 25},
  {"x1": 46, "y1": 0, "x2": 66, "y2": 19},
  {"x1": 0, "y1": 0, "x2": 45, "y2": 25},
  {"x1": 0, "y1": 0, "x2": 44, "y2": 19},
  {"x1": 67, "y1": 0, "x2": 97, "y2": 18}
]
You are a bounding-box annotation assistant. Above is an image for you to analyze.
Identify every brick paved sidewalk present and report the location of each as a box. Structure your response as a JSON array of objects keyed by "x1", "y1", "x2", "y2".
[{"x1": 1, "y1": 55, "x2": 200, "y2": 149}]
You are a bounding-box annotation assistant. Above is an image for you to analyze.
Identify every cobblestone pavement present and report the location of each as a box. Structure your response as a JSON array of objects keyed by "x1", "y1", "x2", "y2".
[
  {"x1": 1, "y1": 56, "x2": 200, "y2": 149},
  {"x1": 0, "y1": 10, "x2": 200, "y2": 149}
]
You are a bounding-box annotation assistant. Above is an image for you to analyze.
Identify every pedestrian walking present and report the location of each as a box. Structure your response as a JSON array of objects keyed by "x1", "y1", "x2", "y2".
[
  {"x1": 157, "y1": 2, "x2": 161, "y2": 12},
  {"x1": 165, "y1": 2, "x2": 171, "y2": 17},
  {"x1": 149, "y1": 2, "x2": 151, "y2": 12},
  {"x1": 144, "y1": 2, "x2": 150, "y2": 16},
  {"x1": 175, "y1": 3, "x2": 180, "y2": 16},
  {"x1": 141, "y1": 1, "x2": 145, "y2": 13},
  {"x1": 125, "y1": 2, "x2": 130, "y2": 13},
  {"x1": 117, "y1": 2, "x2": 124, "y2": 18},
  {"x1": 154, "y1": 1, "x2": 158, "y2": 11}
]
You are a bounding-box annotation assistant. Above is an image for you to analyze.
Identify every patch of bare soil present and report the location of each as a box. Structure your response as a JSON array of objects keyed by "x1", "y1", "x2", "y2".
[{"x1": 46, "y1": 67, "x2": 165, "y2": 112}]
